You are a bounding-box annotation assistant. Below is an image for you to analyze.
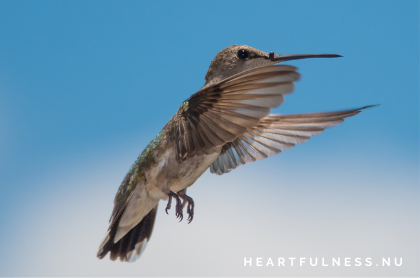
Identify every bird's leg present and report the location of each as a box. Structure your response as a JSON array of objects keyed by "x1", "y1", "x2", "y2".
[
  {"x1": 178, "y1": 189, "x2": 195, "y2": 224},
  {"x1": 165, "y1": 191, "x2": 183, "y2": 221}
]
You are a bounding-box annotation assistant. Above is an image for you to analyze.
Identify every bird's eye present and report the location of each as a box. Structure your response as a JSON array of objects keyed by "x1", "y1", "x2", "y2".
[{"x1": 237, "y1": 49, "x2": 249, "y2": 59}]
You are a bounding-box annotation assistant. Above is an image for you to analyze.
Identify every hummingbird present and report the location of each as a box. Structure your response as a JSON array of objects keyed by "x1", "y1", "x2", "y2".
[{"x1": 97, "y1": 45, "x2": 373, "y2": 262}]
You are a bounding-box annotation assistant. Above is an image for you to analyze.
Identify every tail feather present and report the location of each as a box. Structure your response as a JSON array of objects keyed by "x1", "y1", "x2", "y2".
[{"x1": 97, "y1": 205, "x2": 158, "y2": 262}]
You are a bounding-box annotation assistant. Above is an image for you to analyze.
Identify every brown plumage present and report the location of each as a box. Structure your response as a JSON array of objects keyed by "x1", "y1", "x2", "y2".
[
  {"x1": 97, "y1": 45, "x2": 374, "y2": 262},
  {"x1": 210, "y1": 106, "x2": 374, "y2": 175}
]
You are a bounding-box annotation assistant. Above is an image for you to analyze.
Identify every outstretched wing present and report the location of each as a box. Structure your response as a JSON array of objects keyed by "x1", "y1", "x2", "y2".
[
  {"x1": 172, "y1": 65, "x2": 300, "y2": 159},
  {"x1": 210, "y1": 106, "x2": 373, "y2": 175}
]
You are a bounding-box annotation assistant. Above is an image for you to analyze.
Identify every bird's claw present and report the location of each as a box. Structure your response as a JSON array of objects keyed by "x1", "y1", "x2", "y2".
[
  {"x1": 166, "y1": 191, "x2": 183, "y2": 221},
  {"x1": 175, "y1": 199, "x2": 183, "y2": 221},
  {"x1": 165, "y1": 194, "x2": 172, "y2": 215},
  {"x1": 180, "y1": 194, "x2": 194, "y2": 224},
  {"x1": 165, "y1": 191, "x2": 194, "y2": 223}
]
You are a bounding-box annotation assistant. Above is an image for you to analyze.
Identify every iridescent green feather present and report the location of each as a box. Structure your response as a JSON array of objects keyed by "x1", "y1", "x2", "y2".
[{"x1": 110, "y1": 129, "x2": 168, "y2": 221}]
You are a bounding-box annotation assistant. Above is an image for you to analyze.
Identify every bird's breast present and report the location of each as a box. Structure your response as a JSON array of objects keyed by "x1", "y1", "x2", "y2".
[{"x1": 147, "y1": 145, "x2": 221, "y2": 193}]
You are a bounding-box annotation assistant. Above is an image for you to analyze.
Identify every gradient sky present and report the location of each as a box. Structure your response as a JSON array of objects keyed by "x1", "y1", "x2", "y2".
[{"x1": 0, "y1": 0, "x2": 418, "y2": 276}]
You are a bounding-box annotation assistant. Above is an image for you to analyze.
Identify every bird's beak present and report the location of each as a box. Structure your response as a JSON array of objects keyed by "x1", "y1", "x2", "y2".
[{"x1": 266, "y1": 52, "x2": 342, "y2": 62}]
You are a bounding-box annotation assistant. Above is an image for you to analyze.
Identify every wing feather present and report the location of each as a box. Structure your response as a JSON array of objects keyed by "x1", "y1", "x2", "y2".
[
  {"x1": 210, "y1": 106, "x2": 373, "y2": 175},
  {"x1": 171, "y1": 65, "x2": 300, "y2": 159}
]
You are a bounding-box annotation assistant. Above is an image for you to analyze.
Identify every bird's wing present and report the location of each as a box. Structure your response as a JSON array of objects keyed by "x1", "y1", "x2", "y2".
[
  {"x1": 171, "y1": 65, "x2": 300, "y2": 159},
  {"x1": 210, "y1": 106, "x2": 372, "y2": 175}
]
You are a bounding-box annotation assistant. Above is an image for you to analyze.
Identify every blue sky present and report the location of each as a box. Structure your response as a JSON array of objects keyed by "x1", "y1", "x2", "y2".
[{"x1": 0, "y1": 0, "x2": 418, "y2": 276}]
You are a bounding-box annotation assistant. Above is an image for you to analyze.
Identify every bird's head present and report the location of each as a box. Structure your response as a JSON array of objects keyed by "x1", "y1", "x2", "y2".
[{"x1": 204, "y1": 45, "x2": 342, "y2": 86}]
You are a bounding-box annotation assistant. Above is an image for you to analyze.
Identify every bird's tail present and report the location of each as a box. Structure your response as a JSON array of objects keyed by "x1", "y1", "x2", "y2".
[{"x1": 97, "y1": 205, "x2": 158, "y2": 262}]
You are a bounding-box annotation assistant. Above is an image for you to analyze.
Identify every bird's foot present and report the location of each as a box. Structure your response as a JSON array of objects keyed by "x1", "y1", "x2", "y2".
[
  {"x1": 165, "y1": 191, "x2": 183, "y2": 221},
  {"x1": 179, "y1": 192, "x2": 195, "y2": 224}
]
